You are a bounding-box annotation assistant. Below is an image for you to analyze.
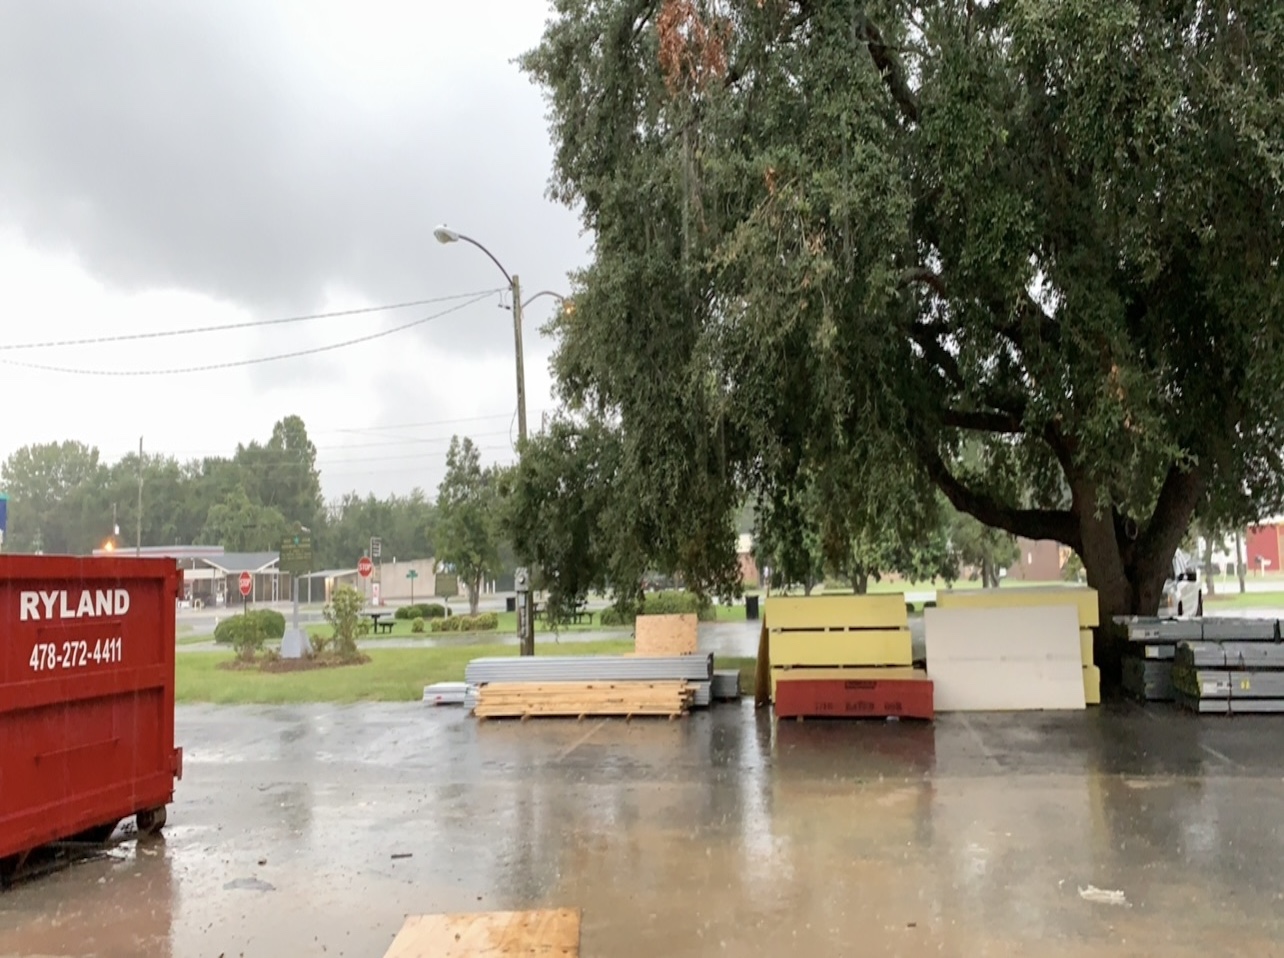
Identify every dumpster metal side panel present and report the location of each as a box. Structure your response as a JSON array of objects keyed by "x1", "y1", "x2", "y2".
[{"x1": 0, "y1": 555, "x2": 182, "y2": 861}]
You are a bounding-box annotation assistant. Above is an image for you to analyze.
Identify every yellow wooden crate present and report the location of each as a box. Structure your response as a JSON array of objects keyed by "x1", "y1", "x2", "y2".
[
  {"x1": 935, "y1": 586, "x2": 1100, "y2": 628},
  {"x1": 771, "y1": 666, "x2": 919, "y2": 697},
  {"x1": 766, "y1": 593, "x2": 908, "y2": 631},
  {"x1": 1083, "y1": 665, "x2": 1101, "y2": 705},
  {"x1": 769, "y1": 628, "x2": 912, "y2": 668},
  {"x1": 1080, "y1": 629, "x2": 1094, "y2": 668}
]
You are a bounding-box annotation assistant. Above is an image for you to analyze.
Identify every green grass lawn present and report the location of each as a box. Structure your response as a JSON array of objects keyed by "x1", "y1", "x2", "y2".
[
  {"x1": 176, "y1": 642, "x2": 758, "y2": 705},
  {"x1": 1205, "y1": 590, "x2": 1284, "y2": 609}
]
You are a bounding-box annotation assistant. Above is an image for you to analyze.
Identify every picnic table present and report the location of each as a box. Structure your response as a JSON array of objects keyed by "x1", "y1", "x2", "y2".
[{"x1": 363, "y1": 611, "x2": 396, "y2": 635}]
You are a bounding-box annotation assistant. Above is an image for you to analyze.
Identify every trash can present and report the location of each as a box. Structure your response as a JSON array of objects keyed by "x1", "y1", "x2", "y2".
[
  {"x1": 746, "y1": 594, "x2": 760, "y2": 620},
  {"x1": 505, "y1": 596, "x2": 516, "y2": 613},
  {"x1": 1, "y1": 555, "x2": 184, "y2": 872}
]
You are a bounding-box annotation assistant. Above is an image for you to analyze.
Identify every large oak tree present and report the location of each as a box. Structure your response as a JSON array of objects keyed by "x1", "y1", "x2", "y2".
[{"x1": 521, "y1": 0, "x2": 1283, "y2": 628}]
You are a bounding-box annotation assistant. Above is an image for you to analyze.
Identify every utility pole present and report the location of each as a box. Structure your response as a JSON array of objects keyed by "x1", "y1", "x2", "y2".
[
  {"x1": 511, "y1": 275, "x2": 534, "y2": 658},
  {"x1": 135, "y1": 436, "x2": 144, "y2": 557}
]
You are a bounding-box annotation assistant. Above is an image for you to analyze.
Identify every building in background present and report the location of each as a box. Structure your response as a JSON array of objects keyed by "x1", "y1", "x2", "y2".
[{"x1": 1246, "y1": 517, "x2": 1284, "y2": 576}]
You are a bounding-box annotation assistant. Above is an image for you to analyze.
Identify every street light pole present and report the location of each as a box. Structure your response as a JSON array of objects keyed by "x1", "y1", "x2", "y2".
[{"x1": 435, "y1": 225, "x2": 555, "y2": 657}]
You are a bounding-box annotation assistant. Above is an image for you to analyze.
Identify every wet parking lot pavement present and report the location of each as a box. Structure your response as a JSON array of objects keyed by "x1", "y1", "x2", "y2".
[{"x1": 3, "y1": 703, "x2": 1284, "y2": 957}]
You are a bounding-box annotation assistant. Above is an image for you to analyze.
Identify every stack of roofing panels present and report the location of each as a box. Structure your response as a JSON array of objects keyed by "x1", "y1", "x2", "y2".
[
  {"x1": 760, "y1": 595, "x2": 933, "y2": 720},
  {"x1": 1168, "y1": 619, "x2": 1284, "y2": 714},
  {"x1": 459, "y1": 654, "x2": 715, "y2": 719},
  {"x1": 937, "y1": 586, "x2": 1100, "y2": 705},
  {"x1": 711, "y1": 669, "x2": 742, "y2": 700}
]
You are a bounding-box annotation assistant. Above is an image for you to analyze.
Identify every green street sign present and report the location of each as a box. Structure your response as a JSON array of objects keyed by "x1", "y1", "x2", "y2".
[
  {"x1": 406, "y1": 569, "x2": 419, "y2": 580},
  {"x1": 279, "y1": 524, "x2": 313, "y2": 574}
]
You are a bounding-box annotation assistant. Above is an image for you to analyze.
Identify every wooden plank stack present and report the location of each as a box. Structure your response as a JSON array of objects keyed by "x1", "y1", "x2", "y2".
[
  {"x1": 757, "y1": 595, "x2": 934, "y2": 719},
  {"x1": 937, "y1": 586, "x2": 1101, "y2": 705},
  {"x1": 473, "y1": 681, "x2": 695, "y2": 719}
]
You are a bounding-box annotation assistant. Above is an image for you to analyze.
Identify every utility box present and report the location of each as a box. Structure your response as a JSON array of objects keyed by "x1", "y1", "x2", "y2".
[{"x1": 0, "y1": 555, "x2": 184, "y2": 869}]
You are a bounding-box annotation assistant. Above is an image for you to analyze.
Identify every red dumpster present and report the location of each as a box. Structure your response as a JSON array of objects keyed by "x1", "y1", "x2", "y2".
[{"x1": 0, "y1": 555, "x2": 183, "y2": 868}]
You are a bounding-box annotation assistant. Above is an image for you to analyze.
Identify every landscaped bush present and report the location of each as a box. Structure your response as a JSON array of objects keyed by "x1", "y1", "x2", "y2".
[
  {"x1": 214, "y1": 609, "x2": 286, "y2": 645},
  {"x1": 599, "y1": 592, "x2": 715, "y2": 627},
  {"x1": 395, "y1": 603, "x2": 447, "y2": 620},
  {"x1": 429, "y1": 612, "x2": 499, "y2": 633},
  {"x1": 411, "y1": 616, "x2": 425, "y2": 633}
]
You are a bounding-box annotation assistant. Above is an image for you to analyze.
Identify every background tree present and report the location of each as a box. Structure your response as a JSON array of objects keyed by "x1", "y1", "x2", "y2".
[
  {"x1": 0, "y1": 441, "x2": 105, "y2": 553},
  {"x1": 521, "y1": 0, "x2": 1284, "y2": 650},
  {"x1": 436, "y1": 436, "x2": 503, "y2": 614},
  {"x1": 949, "y1": 507, "x2": 1019, "y2": 589}
]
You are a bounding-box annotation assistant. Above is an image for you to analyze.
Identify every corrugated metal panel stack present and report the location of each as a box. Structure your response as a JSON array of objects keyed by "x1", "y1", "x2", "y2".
[
  {"x1": 936, "y1": 586, "x2": 1101, "y2": 705},
  {"x1": 1119, "y1": 617, "x2": 1200, "y2": 701},
  {"x1": 1168, "y1": 618, "x2": 1284, "y2": 713},
  {"x1": 459, "y1": 654, "x2": 715, "y2": 719},
  {"x1": 762, "y1": 595, "x2": 934, "y2": 720}
]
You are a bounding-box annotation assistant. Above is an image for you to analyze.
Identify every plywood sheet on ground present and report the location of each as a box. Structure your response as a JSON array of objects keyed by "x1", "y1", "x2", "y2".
[
  {"x1": 935, "y1": 586, "x2": 1100, "y2": 628},
  {"x1": 766, "y1": 593, "x2": 908, "y2": 631},
  {"x1": 769, "y1": 628, "x2": 912, "y2": 668},
  {"x1": 771, "y1": 666, "x2": 919, "y2": 697},
  {"x1": 384, "y1": 908, "x2": 580, "y2": 957},
  {"x1": 925, "y1": 605, "x2": 1086, "y2": 711},
  {"x1": 634, "y1": 613, "x2": 698, "y2": 656}
]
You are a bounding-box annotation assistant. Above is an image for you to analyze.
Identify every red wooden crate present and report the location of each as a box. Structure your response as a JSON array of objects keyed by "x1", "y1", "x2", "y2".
[{"x1": 774, "y1": 674, "x2": 934, "y2": 720}]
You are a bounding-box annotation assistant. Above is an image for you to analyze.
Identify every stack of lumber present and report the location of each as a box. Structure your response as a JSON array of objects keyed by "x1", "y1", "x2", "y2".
[
  {"x1": 1166, "y1": 618, "x2": 1284, "y2": 714},
  {"x1": 757, "y1": 594, "x2": 934, "y2": 720},
  {"x1": 474, "y1": 681, "x2": 694, "y2": 718},
  {"x1": 463, "y1": 654, "x2": 714, "y2": 719},
  {"x1": 937, "y1": 586, "x2": 1100, "y2": 705}
]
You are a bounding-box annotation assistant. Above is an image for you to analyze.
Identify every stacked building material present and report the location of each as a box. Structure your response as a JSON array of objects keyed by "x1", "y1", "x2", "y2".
[
  {"x1": 422, "y1": 681, "x2": 468, "y2": 706},
  {"x1": 1170, "y1": 619, "x2": 1284, "y2": 713},
  {"x1": 937, "y1": 586, "x2": 1101, "y2": 705},
  {"x1": 757, "y1": 595, "x2": 934, "y2": 719},
  {"x1": 473, "y1": 681, "x2": 695, "y2": 718},
  {"x1": 711, "y1": 669, "x2": 742, "y2": 700},
  {"x1": 460, "y1": 654, "x2": 715, "y2": 719},
  {"x1": 1119, "y1": 617, "x2": 1200, "y2": 701}
]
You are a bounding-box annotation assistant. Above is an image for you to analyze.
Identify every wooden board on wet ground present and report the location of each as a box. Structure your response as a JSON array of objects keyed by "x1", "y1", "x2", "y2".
[{"x1": 384, "y1": 908, "x2": 581, "y2": 957}]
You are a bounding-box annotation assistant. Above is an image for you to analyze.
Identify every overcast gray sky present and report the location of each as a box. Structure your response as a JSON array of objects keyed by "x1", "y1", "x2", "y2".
[{"x1": 0, "y1": 0, "x2": 585, "y2": 499}]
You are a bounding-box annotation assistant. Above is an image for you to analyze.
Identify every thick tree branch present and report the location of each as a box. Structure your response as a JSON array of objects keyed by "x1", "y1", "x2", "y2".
[
  {"x1": 921, "y1": 446, "x2": 1082, "y2": 550},
  {"x1": 909, "y1": 322, "x2": 964, "y2": 388},
  {"x1": 858, "y1": 14, "x2": 920, "y2": 124},
  {"x1": 900, "y1": 266, "x2": 947, "y2": 298},
  {"x1": 1131, "y1": 462, "x2": 1207, "y2": 574},
  {"x1": 942, "y1": 409, "x2": 1024, "y2": 434}
]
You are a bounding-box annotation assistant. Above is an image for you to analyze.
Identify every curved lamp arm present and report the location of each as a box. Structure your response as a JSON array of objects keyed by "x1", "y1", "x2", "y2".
[{"x1": 433, "y1": 225, "x2": 512, "y2": 285}]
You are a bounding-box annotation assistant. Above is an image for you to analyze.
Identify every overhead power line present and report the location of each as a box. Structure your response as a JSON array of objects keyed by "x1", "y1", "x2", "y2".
[
  {"x1": 0, "y1": 291, "x2": 497, "y2": 376},
  {"x1": 0, "y1": 289, "x2": 504, "y2": 353}
]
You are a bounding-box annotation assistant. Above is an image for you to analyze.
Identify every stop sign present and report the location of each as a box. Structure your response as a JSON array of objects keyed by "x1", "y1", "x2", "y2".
[
  {"x1": 357, "y1": 556, "x2": 374, "y2": 579},
  {"x1": 238, "y1": 571, "x2": 253, "y2": 597}
]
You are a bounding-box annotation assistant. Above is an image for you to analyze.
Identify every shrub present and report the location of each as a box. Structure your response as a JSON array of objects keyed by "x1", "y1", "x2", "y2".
[
  {"x1": 395, "y1": 602, "x2": 447, "y2": 620},
  {"x1": 213, "y1": 609, "x2": 286, "y2": 645},
  {"x1": 394, "y1": 605, "x2": 416, "y2": 620},
  {"x1": 230, "y1": 615, "x2": 268, "y2": 663},
  {"x1": 323, "y1": 585, "x2": 367, "y2": 660},
  {"x1": 411, "y1": 616, "x2": 425, "y2": 633},
  {"x1": 430, "y1": 612, "x2": 498, "y2": 633},
  {"x1": 598, "y1": 592, "x2": 715, "y2": 626}
]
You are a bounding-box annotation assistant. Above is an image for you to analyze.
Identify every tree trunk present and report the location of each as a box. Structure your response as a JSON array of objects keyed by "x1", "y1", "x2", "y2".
[
  {"x1": 467, "y1": 573, "x2": 482, "y2": 615},
  {"x1": 1202, "y1": 529, "x2": 1216, "y2": 597},
  {"x1": 852, "y1": 569, "x2": 870, "y2": 595},
  {"x1": 1236, "y1": 531, "x2": 1247, "y2": 593},
  {"x1": 980, "y1": 558, "x2": 998, "y2": 589}
]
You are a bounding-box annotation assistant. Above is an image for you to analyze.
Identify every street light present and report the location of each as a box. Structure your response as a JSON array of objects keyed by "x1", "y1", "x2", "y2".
[{"x1": 434, "y1": 224, "x2": 564, "y2": 657}]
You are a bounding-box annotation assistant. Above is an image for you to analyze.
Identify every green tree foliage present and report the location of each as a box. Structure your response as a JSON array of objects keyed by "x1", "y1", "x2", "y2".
[
  {"x1": 199, "y1": 487, "x2": 291, "y2": 553},
  {"x1": 0, "y1": 441, "x2": 104, "y2": 553},
  {"x1": 506, "y1": 416, "x2": 642, "y2": 622},
  {"x1": 521, "y1": 0, "x2": 1284, "y2": 626},
  {"x1": 436, "y1": 436, "x2": 504, "y2": 615}
]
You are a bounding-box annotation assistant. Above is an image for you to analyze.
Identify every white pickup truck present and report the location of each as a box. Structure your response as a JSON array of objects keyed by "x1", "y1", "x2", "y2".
[{"x1": 1160, "y1": 549, "x2": 1203, "y2": 618}]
